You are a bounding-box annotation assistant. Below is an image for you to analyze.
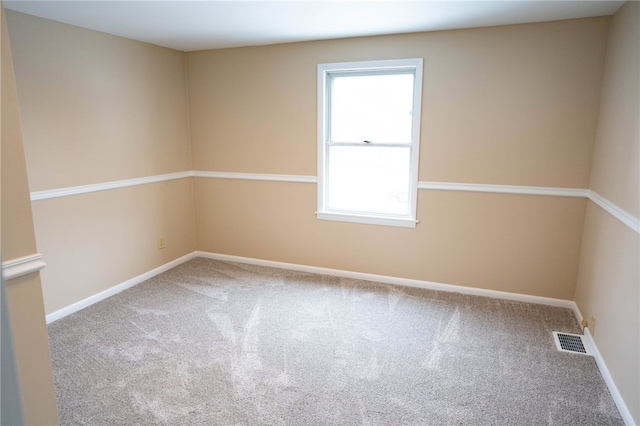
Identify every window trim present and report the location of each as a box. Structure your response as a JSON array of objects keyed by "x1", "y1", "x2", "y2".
[{"x1": 316, "y1": 58, "x2": 423, "y2": 228}]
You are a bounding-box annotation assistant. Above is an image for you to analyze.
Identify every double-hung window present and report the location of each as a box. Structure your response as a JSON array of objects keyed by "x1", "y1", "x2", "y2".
[{"x1": 317, "y1": 58, "x2": 423, "y2": 228}]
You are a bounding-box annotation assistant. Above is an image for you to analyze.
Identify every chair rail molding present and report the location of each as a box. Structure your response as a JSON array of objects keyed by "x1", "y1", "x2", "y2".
[
  {"x1": 192, "y1": 170, "x2": 318, "y2": 183},
  {"x1": 417, "y1": 181, "x2": 588, "y2": 198},
  {"x1": 587, "y1": 190, "x2": 640, "y2": 234},
  {"x1": 30, "y1": 171, "x2": 193, "y2": 201},
  {"x1": 28, "y1": 171, "x2": 639, "y2": 234},
  {"x1": 2, "y1": 254, "x2": 46, "y2": 281}
]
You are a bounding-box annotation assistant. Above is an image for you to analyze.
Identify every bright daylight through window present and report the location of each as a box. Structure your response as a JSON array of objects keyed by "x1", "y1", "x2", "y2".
[{"x1": 317, "y1": 58, "x2": 423, "y2": 227}]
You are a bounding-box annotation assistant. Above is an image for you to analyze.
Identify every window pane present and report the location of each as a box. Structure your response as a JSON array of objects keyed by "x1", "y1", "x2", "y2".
[
  {"x1": 327, "y1": 146, "x2": 410, "y2": 215},
  {"x1": 330, "y1": 73, "x2": 414, "y2": 144}
]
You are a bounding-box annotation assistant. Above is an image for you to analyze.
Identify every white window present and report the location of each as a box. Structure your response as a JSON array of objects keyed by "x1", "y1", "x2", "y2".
[{"x1": 317, "y1": 58, "x2": 423, "y2": 228}]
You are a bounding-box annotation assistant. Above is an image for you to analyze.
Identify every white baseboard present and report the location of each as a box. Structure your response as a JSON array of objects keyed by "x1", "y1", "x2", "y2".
[
  {"x1": 196, "y1": 251, "x2": 634, "y2": 425},
  {"x1": 45, "y1": 252, "x2": 196, "y2": 324},
  {"x1": 45, "y1": 249, "x2": 634, "y2": 425},
  {"x1": 544, "y1": 302, "x2": 633, "y2": 425},
  {"x1": 47, "y1": 250, "x2": 577, "y2": 324},
  {"x1": 581, "y1": 327, "x2": 635, "y2": 426},
  {"x1": 195, "y1": 251, "x2": 576, "y2": 309},
  {"x1": 570, "y1": 301, "x2": 583, "y2": 331}
]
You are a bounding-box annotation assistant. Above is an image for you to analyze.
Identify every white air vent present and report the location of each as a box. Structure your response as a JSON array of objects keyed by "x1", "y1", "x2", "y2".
[{"x1": 553, "y1": 331, "x2": 591, "y2": 356}]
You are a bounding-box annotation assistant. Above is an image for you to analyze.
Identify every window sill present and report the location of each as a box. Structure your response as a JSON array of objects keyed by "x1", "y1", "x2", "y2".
[{"x1": 316, "y1": 211, "x2": 418, "y2": 228}]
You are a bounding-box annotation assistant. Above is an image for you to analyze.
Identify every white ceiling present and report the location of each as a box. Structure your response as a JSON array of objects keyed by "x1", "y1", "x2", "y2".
[{"x1": 4, "y1": 1, "x2": 625, "y2": 52}]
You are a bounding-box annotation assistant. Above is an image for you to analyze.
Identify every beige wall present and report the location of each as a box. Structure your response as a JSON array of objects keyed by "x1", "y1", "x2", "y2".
[
  {"x1": 188, "y1": 17, "x2": 609, "y2": 299},
  {"x1": 194, "y1": 179, "x2": 586, "y2": 299},
  {"x1": 188, "y1": 18, "x2": 608, "y2": 188},
  {"x1": 575, "y1": 1, "x2": 640, "y2": 423},
  {"x1": 6, "y1": 11, "x2": 196, "y2": 314},
  {"x1": 34, "y1": 179, "x2": 196, "y2": 314},
  {"x1": 587, "y1": 1, "x2": 640, "y2": 217},
  {"x1": 7, "y1": 11, "x2": 192, "y2": 191},
  {"x1": 1, "y1": 6, "x2": 58, "y2": 424}
]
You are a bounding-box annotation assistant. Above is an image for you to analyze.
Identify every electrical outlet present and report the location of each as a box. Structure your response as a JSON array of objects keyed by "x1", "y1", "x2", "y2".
[
  {"x1": 590, "y1": 316, "x2": 597, "y2": 337},
  {"x1": 158, "y1": 238, "x2": 165, "y2": 250}
]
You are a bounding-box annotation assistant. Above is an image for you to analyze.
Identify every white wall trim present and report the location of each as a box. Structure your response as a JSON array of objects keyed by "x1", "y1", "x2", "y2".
[
  {"x1": 582, "y1": 327, "x2": 635, "y2": 425},
  {"x1": 196, "y1": 251, "x2": 576, "y2": 309},
  {"x1": 30, "y1": 171, "x2": 193, "y2": 201},
  {"x1": 418, "y1": 181, "x2": 589, "y2": 198},
  {"x1": 45, "y1": 252, "x2": 196, "y2": 324},
  {"x1": 29, "y1": 172, "x2": 640, "y2": 236},
  {"x1": 192, "y1": 170, "x2": 317, "y2": 183},
  {"x1": 588, "y1": 190, "x2": 640, "y2": 234},
  {"x1": 43, "y1": 249, "x2": 634, "y2": 424},
  {"x1": 195, "y1": 252, "x2": 631, "y2": 425},
  {"x1": 316, "y1": 211, "x2": 418, "y2": 228},
  {"x1": 417, "y1": 182, "x2": 640, "y2": 234},
  {"x1": 569, "y1": 301, "x2": 583, "y2": 330},
  {"x1": 45, "y1": 249, "x2": 580, "y2": 321},
  {"x1": 1, "y1": 254, "x2": 46, "y2": 281},
  {"x1": 568, "y1": 304, "x2": 634, "y2": 425}
]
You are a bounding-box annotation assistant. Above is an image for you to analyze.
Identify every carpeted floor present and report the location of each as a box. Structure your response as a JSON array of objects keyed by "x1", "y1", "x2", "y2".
[{"x1": 48, "y1": 257, "x2": 623, "y2": 425}]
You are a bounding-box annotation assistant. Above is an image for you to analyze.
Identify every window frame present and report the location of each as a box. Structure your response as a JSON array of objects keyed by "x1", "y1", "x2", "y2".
[{"x1": 316, "y1": 58, "x2": 423, "y2": 228}]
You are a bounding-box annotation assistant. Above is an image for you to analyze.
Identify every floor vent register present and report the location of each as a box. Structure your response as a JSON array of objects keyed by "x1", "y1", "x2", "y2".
[{"x1": 553, "y1": 331, "x2": 591, "y2": 356}]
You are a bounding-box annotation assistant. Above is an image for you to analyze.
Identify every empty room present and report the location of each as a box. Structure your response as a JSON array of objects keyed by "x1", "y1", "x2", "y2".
[{"x1": 1, "y1": 0, "x2": 638, "y2": 424}]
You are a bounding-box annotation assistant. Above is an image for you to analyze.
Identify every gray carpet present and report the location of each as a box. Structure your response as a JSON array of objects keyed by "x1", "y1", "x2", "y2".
[{"x1": 48, "y1": 258, "x2": 623, "y2": 425}]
